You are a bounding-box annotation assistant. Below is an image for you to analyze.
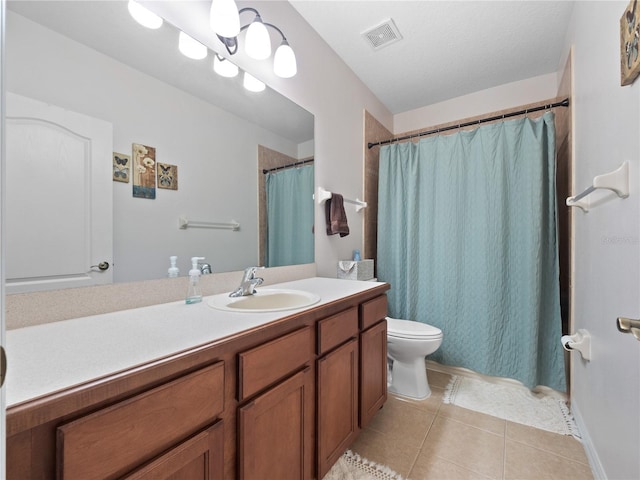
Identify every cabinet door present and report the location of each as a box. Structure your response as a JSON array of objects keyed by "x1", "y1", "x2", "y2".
[
  {"x1": 317, "y1": 338, "x2": 359, "y2": 479},
  {"x1": 124, "y1": 421, "x2": 223, "y2": 480},
  {"x1": 238, "y1": 368, "x2": 313, "y2": 480},
  {"x1": 360, "y1": 320, "x2": 387, "y2": 428}
]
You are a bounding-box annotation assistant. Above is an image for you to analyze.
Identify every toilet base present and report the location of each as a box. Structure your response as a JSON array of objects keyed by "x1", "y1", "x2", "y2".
[{"x1": 388, "y1": 357, "x2": 432, "y2": 400}]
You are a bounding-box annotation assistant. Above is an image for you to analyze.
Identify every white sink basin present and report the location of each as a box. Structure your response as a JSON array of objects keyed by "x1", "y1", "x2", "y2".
[{"x1": 207, "y1": 289, "x2": 321, "y2": 313}]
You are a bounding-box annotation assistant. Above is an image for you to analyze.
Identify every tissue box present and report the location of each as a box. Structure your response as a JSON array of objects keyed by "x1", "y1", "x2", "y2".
[{"x1": 337, "y1": 259, "x2": 374, "y2": 281}]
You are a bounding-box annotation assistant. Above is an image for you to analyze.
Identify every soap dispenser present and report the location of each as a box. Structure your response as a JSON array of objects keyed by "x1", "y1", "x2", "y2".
[
  {"x1": 186, "y1": 256, "x2": 205, "y2": 304},
  {"x1": 168, "y1": 256, "x2": 179, "y2": 278}
]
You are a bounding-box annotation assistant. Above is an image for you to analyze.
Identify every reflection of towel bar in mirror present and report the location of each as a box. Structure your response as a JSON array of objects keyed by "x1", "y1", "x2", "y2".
[
  {"x1": 178, "y1": 216, "x2": 240, "y2": 231},
  {"x1": 315, "y1": 187, "x2": 367, "y2": 212},
  {"x1": 566, "y1": 161, "x2": 629, "y2": 212}
]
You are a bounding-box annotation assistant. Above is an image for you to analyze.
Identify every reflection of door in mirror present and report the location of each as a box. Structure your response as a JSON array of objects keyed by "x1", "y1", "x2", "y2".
[
  {"x1": 6, "y1": 3, "x2": 314, "y2": 283},
  {"x1": 5, "y1": 93, "x2": 113, "y2": 294},
  {"x1": 258, "y1": 146, "x2": 314, "y2": 267}
]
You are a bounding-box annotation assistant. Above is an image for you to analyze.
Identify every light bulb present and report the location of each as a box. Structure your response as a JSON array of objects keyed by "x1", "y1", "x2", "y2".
[
  {"x1": 179, "y1": 32, "x2": 208, "y2": 60},
  {"x1": 128, "y1": 0, "x2": 163, "y2": 29},
  {"x1": 244, "y1": 16, "x2": 271, "y2": 60},
  {"x1": 274, "y1": 41, "x2": 297, "y2": 78},
  {"x1": 213, "y1": 55, "x2": 239, "y2": 78},
  {"x1": 243, "y1": 72, "x2": 265, "y2": 92},
  {"x1": 210, "y1": 0, "x2": 241, "y2": 38}
]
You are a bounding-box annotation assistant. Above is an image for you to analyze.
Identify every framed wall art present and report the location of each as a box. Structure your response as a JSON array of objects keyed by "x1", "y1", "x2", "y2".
[
  {"x1": 157, "y1": 163, "x2": 178, "y2": 190},
  {"x1": 132, "y1": 143, "x2": 156, "y2": 199},
  {"x1": 112, "y1": 152, "x2": 130, "y2": 183},
  {"x1": 621, "y1": 0, "x2": 640, "y2": 85}
]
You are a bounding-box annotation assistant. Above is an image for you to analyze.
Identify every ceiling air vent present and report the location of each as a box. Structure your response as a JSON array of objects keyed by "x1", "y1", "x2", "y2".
[{"x1": 362, "y1": 18, "x2": 402, "y2": 50}]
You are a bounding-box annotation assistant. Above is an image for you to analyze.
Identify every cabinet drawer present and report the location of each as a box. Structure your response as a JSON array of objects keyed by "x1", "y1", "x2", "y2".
[
  {"x1": 57, "y1": 361, "x2": 224, "y2": 480},
  {"x1": 238, "y1": 327, "x2": 312, "y2": 401},
  {"x1": 360, "y1": 295, "x2": 388, "y2": 330},
  {"x1": 317, "y1": 307, "x2": 358, "y2": 355}
]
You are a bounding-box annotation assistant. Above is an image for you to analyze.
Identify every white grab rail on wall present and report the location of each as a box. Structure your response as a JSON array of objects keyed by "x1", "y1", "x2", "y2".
[{"x1": 566, "y1": 162, "x2": 629, "y2": 212}]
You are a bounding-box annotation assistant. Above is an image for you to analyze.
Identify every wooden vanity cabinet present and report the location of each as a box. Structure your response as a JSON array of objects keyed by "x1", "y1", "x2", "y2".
[{"x1": 6, "y1": 284, "x2": 390, "y2": 480}]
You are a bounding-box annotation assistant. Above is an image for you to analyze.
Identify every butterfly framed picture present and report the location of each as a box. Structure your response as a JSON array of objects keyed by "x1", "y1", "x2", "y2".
[
  {"x1": 112, "y1": 152, "x2": 130, "y2": 183},
  {"x1": 621, "y1": 0, "x2": 640, "y2": 85},
  {"x1": 157, "y1": 162, "x2": 178, "y2": 190}
]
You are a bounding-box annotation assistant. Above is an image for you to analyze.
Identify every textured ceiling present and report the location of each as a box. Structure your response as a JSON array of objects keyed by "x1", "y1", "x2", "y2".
[{"x1": 291, "y1": 1, "x2": 575, "y2": 114}]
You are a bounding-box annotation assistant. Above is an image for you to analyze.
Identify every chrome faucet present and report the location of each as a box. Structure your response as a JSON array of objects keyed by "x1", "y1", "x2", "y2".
[
  {"x1": 199, "y1": 262, "x2": 212, "y2": 275},
  {"x1": 229, "y1": 266, "x2": 264, "y2": 297}
]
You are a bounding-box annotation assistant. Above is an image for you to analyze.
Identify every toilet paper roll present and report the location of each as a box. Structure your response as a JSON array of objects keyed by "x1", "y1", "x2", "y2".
[
  {"x1": 561, "y1": 334, "x2": 574, "y2": 351},
  {"x1": 560, "y1": 330, "x2": 591, "y2": 361}
]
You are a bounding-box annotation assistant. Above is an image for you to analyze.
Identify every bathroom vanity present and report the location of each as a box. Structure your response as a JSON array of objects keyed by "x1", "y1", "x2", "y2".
[{"x1": 6, "y1": 277, "x2": 389, "y2": 479}]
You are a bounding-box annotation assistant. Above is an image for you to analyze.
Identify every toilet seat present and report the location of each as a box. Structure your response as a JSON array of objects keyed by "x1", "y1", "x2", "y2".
[{"x1": 386, "y1": 317, "x2": 442, "y2": 340}]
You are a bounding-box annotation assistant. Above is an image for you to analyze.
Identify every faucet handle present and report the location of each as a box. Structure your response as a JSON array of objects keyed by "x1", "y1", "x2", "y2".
[{"x1": 244, "y1": 266, "x2": 265, "y2": 280}]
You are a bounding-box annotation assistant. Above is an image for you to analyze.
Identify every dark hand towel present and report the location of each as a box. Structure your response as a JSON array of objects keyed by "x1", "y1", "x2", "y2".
[{"x1": 325, "y1": 193, "x2": 350, "y2": 237}]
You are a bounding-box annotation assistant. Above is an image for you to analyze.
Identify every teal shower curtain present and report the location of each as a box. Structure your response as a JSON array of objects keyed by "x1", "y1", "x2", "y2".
[
  {"x1": 266, "y1": 165, "x2": 314, "y2": 267},
  {"x1": 377, "y1": 112, "x2": 566, "y2": 391}
]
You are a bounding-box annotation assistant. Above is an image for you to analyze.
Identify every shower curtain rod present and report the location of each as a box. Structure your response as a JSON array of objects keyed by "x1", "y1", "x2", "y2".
[
  {"x1": 367, "y1": 98, "x2": 570, "y2": 149},
  {"x1": 262, "y1": 158, "x2": 314, "y2": 174}
]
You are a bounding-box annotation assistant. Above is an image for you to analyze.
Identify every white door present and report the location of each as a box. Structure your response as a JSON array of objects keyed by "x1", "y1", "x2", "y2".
[{"x1": 5, "y1": 92, "x2": 112, "y2": 293}]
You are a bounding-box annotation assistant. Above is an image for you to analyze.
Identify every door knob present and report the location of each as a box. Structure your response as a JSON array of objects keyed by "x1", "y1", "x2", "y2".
[
  {"x1": 90, "y1": 261, "x2": 110, "y2": 271},
  {"x1": 616, "y1": 317, "x2": 640, "y2": 341}
]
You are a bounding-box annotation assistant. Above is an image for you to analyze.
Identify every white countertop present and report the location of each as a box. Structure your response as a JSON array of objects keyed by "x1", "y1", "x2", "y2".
[{"x1": 6, "y1": 277, "x2": 385, "y2": 407}]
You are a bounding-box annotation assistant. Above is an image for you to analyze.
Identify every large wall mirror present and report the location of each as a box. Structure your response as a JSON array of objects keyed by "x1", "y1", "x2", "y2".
[{"x1": 5, "y1": 1, "x2": 314, "y2": 292}]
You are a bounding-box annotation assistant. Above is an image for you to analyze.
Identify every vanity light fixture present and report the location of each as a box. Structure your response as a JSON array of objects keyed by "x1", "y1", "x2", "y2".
[
  {"x1": 243, "y1": 72, "x2": 266, "y2": 92},
  {"x1": 213, "y1": 55, "x2": 239, "y2": 78},
  {"x1": 127, "y1": 0, "x2": 163, "y2": 29},
  {"x1": 179, "y1": 31, "x2": 208, "y2": 60},
  {"x1": 210, "y1": 5, "x2": 297, "y2": 78},
  {"x1": 210, "y1": 0, "x2": 241, "y2": 38}
]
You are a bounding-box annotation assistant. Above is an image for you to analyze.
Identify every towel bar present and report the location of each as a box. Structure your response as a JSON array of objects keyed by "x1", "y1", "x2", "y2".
[
  {"x1": 178, "y1": 216, "x2": 240, "y2": 230},
  {"x1": 566, "y1": 162, "x2": 629, "y2": 212},
  {"x1": 316, "y1": 187, "x2": 367, "y2": 212}
]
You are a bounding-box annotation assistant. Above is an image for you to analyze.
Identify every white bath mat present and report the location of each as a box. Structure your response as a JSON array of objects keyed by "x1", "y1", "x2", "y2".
[
  {"x1": 323, "y1": 450, "x2": 405, "y2": 480},
  {"x1": 444, "y1": 375, "x2": 580, "y2": 438}
]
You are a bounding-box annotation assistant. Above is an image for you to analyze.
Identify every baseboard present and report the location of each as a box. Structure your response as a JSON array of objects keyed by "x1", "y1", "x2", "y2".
[{"x1": 570, "y1": 402, "x2": 606, "y2": 479}]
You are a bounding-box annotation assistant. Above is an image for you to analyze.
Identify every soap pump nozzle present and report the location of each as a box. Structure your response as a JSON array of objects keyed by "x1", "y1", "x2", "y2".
[
  {"x1": 168, "y1": 256, "x2": 179, "y2": 278},
  {"x1": 186, "y1": 257, "x2": 205, "y2": 304},
  {"x1": 189, "y1": 256, "x2": 205, "y2": 276}
]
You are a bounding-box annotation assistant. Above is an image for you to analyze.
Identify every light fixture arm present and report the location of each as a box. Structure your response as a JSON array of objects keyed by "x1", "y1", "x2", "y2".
[{"x1": 216, "y1": 7, "x2": 288, "y2": 57}]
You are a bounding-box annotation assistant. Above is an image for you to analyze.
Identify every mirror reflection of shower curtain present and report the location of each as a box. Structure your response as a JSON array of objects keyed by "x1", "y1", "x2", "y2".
[
  {"x1": 265, "y1": 165, "x2": 314, "y2": 267},
  {"x1": 377, "y1": 112, "x2": 566, "y2": 392}
]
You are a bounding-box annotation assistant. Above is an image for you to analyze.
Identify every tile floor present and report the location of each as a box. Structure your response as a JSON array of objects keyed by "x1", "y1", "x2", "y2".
[{"x1": 350, "y1": 370, "x2": 594, "y2": 480}]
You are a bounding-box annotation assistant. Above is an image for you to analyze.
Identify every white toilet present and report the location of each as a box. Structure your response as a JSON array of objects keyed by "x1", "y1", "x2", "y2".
[{"x1": 386, "y1": 317, "x2": 443, "y2": 400}]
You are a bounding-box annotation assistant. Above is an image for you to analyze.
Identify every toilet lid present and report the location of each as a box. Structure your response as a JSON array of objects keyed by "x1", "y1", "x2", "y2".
[{"x1": 386, "y1": 317, "x2": 442, "y2": 339}]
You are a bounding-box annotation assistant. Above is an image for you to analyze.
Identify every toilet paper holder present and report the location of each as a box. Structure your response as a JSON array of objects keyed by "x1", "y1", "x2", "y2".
[{"x1": 561, "y1": 329, "x2": 591, "y2": 361}]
